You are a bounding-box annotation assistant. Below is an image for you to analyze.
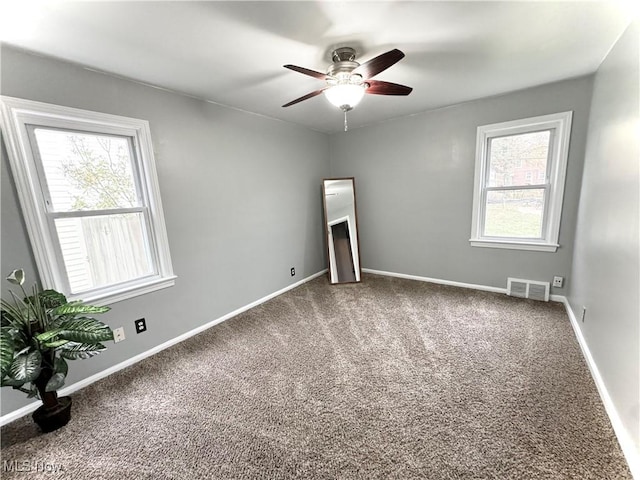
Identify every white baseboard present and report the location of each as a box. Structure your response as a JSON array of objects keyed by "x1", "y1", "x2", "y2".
[
  {"x1": 362, "y1": 268, "x2": 570, "y2": 302},
  {"x1": 0, "y1": 270, "x2": 327, "y2": 427},
  {"x1": 363, "y1": 268, "x2": 509, "y2": 295},
  {"x1": 364, "y1": 268, "x2": 638, "y2": 478},
  {"x1": 559, "y1": 297, "x2": 640, "y2": 479}
]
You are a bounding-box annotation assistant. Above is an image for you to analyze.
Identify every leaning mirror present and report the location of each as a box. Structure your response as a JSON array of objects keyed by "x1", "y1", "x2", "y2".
[{"x1": 322, "y1": 178, "x2": 362, "y2": 284}]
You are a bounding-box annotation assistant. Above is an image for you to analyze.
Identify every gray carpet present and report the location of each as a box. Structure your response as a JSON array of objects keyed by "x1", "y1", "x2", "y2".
[{"x1": 1, "y1": 274, "x2": 631, "y2": 479}]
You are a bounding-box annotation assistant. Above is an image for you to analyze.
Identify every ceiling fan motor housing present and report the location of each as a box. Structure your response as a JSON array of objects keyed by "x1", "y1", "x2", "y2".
[
  {"x1": 327, "y1": 47, "x2": 364, "y2": 88},
  {"x1": 331, "y1": 47, "x2": 357, "y2": 62}
]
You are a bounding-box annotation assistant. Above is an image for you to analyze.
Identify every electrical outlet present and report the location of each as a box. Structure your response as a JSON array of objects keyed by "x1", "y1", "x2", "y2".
[
  {"x1": 553, "y1": 276, "x2": 564, "y2": 288},
  {"x1": 290, "y1": 267, "x2": 295, "y2": 277},
  {"x1": 135, "y1": 318, "x2": 147, "y2": 334},
  {"x1": 113, "y1": 327, "x2": 125, "y2": 343},
  {"x1": 581, "y1": 307, "x2": 587, "y2": 323}
]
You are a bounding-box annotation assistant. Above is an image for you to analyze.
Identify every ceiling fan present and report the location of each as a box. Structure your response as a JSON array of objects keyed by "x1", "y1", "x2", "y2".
[{"x1": 282, "y1": 47, "x2": 412, "y2": 130}]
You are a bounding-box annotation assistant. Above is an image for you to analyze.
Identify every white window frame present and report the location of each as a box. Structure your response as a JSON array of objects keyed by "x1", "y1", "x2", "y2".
[
  {"x1": 470, "y1": 111, "x2": 572, "y2": 252},
  {"x1": 1, "y1": 96, "x2": 176, "y2": 305}
]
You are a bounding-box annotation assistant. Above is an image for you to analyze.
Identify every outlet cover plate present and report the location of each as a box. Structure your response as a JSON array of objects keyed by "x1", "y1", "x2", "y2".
[
  {"x1": 135, "y1": 318, "x2": 147, "y2": 334},
  {"x1": 113, "y1": 327, "x2": 125, "y2": 343}
]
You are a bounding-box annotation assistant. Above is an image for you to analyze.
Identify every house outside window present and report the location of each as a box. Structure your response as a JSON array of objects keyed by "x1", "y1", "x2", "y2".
[
  {"x1": 1, "y1": 96, "x2": 175, "y2": 304},
  {"x1": 470, "y1": 111, "x2": 573, "y2": 252},
  {"x1": 538, "y1": 170, "x2": 546, "y2": 183},
  {"x1": 525, "y1": 171, "x2": 533, "y2": 184}
]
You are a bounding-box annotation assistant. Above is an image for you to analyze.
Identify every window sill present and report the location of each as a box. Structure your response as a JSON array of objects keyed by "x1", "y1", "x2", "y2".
[
  {"x1": 68, "y1": 275, "x2": 177, "y2": 306},
  {"x1": 469, "y1": 239, "x2": 559, "y2": 252}
]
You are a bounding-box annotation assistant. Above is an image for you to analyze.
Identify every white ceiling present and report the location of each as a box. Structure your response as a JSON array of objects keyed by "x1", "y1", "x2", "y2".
[{"x1": 0, "y1": 1, "x2": 633, "y2": 133}]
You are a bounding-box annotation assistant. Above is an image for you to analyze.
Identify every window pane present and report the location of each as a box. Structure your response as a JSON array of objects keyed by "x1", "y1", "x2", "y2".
[
  {"x1": 488, "y1": 131, "x2": 550, "y2": 187},
  {"x1": 484, "y1": 189, "x2": 545, "y2": 238},
  {"x1": 33, "y1": 128, "x2": 139, "y2": 212},
  {"x1": 55, "y1": 213, "x2": 155, "y2": 294}
]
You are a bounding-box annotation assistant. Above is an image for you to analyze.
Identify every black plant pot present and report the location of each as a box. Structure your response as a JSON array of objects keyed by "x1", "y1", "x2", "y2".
[{"x1": 32, "y1": 396, "x2": 72, "y2": 433}]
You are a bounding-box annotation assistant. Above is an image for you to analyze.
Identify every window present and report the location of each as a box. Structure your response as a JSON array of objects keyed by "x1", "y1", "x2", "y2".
[
  {"x1": 1, "y1": 96, "x2": 175, "y2": 304},
  {"x1": 470, "y1": 111, "x2": 572, "y2": 252}
]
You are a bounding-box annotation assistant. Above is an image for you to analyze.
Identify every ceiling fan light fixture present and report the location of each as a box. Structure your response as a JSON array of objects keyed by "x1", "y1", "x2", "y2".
[
  {"x1": 324, "y1": 83, "x2": 366, "y2": 111},
  {"x1": 282, "y1": 47, "x2": 411, "y2": 128}
]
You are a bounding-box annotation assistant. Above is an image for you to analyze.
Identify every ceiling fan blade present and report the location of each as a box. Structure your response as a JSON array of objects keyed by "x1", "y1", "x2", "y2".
[
  {"x1": 365, "y1": 80, "x2": 413, "y2": 96},
  {"x1": 282, "y1": 88, "x2": 328, "y2": 107},
  {"x1": 352, "y1": 49, "x2": 405, "y2": 79},
  {"x1": 283, "y1": 64, "x2": 328, "y2": 80}
]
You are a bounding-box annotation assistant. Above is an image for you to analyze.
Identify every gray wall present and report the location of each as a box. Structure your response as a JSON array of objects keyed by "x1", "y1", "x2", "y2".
[
  {"x1": 328, "y1": 76, "x2": 593, "y2": 292},
  {"x1": 0, "y1": 46, "x2": 330, "y2": 415},
  {"x1": 2, "y1": 32, "x2": 636, "y2": 462},
  {"x1": 568, "y1": 22, "x2": 639, "y2": 453}
]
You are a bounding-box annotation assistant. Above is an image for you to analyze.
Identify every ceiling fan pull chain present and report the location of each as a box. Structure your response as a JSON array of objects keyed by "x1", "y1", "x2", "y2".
[{"x1": 344, "y1": 110, "x2": 348, "y2": 132}]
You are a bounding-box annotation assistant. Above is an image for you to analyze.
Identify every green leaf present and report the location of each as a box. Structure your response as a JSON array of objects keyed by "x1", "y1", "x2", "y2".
[
  {"x1": 43, "y1": 339, "x2": 70, "y2": 348},
  {"x1": 1, "y1": 326, "x2": 25, "y2": 344},
  {"x1": 59, "y1": 342, "x2": 106, "y2": 360},
  {"x1": 38, "y1": 290, "x2": 67, "y2": 309},
  {"x1": 16, "y1": 346, "x2": 31, "y2": 356},
  {"x1": 9, "y1": 329, "x2": 29, "y2": 351},
  {"x1": 54, "y1": 356, "x2": 68, "y2": 376},
  {"x1": 36, "y1": 329, "x2": 62, "y2": 342},
  {"x1": 0, "y1": 328, "x2": 15, "y2": 375},
  {"x1": 52, "y1": 304, "x2": 110, "y2": 316},
  {"x1": 45, "y1": 372, "x2": 66, "y2": 392},
  {"x1": 1, "y1": 376, "x2": 25, "y2": 387},
  {"x1": 9, "y1": 350, "x2": 42, "y2": 382},
  {"x1": 56, "y1": 318, "x2": 114, "y2": 343}
]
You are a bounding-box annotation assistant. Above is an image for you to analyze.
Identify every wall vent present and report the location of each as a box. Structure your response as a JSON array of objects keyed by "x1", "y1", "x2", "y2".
[{"x1": 507, "y1": 278, "x2": 550, "y2": 302}]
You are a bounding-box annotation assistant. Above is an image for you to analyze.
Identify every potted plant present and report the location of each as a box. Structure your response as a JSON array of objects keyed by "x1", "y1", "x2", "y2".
[{"x1": 0, "y1": 269, "x2": 114, "y2": 432}]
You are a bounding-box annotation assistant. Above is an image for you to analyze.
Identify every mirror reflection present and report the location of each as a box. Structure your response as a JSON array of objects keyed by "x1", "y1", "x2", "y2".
[{"x1": 322, "y1": 178, "x2": 361, "y2": 284}]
